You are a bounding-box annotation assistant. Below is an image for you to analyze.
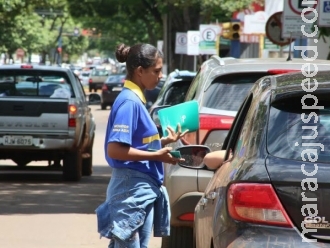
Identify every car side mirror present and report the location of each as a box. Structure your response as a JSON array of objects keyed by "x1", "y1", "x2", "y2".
[
  {"x1": 88, "y1": 93, "x2": 101, "y2": 105},
  {"x1": 176, "y1": 145, "x2": 211, "y2": 169}
]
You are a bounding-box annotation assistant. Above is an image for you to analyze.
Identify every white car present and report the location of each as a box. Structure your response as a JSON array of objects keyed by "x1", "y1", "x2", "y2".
[{"x1": 79, "y1": 71, "x2": 91, "y2": 86}]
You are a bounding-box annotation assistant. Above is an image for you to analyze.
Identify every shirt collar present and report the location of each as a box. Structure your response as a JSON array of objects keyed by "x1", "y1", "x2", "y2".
[{"x1": 124, "y1": 80, "x2": 146, "y2": 104}]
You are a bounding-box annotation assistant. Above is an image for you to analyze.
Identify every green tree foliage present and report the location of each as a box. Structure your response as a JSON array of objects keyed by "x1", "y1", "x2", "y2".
[
  {"x1": 0, "y1": 0, "x2": 89, "y2": 63},
  {"x1": 66, "y1": 0, "x2": 260, "y2": 68}
]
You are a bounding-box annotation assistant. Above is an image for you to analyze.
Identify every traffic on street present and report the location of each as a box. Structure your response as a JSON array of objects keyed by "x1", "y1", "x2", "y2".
[
  {"x1": 0, "y1": 104, "x2": 162, "y2": 248},
  {"x1": 1, "y1": 0, "x2": 330, "y2": 248}
]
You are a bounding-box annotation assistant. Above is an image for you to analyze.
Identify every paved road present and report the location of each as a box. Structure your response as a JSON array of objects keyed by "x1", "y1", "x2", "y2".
[{"x1": 0, "y1": 104, "x2": 162, "y2": 248}]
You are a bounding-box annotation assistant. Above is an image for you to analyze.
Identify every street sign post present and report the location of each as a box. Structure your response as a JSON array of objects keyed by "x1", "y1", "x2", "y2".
[
  {"x1": 199, "y1": 24, "x2": 221, "y2": 55},
  {"x1": 243, "y1": 11, "x2": 268, "y2": 34},
  {"x1": 282, "y1": 0, "x2": 318, "y2": 38},
  {"x1": 187, "y1": 31, "x2": 200, "y2": 56},
  {"x1": 266, "y1": 12, "x2": 293, "y2": 46},
  {"x1": 318, "y1": 0, "x2": 330, "y2": 27},
  {"x1": 187, "y1": 31, "x2": 200, "y2": 71},
  {"x1": 174, "y1": 32, "x2": 187, "y2": 54}
]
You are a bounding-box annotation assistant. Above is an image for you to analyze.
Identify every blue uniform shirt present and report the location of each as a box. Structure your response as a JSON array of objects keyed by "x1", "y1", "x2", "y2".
[{"x1": 104, "y1": 80, "x2": 163, "y2": 185}]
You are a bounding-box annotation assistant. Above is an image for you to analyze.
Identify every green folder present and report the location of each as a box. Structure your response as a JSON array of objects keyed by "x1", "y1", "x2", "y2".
[{"x1": 158, "y1": 100, "x2": 199, "y2": 136}]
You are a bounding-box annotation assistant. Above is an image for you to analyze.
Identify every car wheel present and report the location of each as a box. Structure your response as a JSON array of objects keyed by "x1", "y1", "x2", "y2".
[
  {"x1": 82, "y1": 135, "x2": 94, "y2": 176},
  {"x1": 101, "y1": 103, "x2": 107, "y2": 110},
  {"x1": 63, "y1": 149, "x2": 82, "y2": 181},
  {"x1": 161, "y1": 226, "x2": 193, "y2": 248}
]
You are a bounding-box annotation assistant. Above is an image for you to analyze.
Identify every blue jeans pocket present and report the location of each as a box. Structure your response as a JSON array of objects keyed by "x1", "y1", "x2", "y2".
[{"x1": 95, "y1": 201, "x2": 113, "y2": 239}]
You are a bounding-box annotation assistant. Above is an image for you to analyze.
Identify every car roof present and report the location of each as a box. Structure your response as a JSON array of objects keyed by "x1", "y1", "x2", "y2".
[
  {"x1": 203, "y1": 56, "x2": 330, "y2": 73},
  {"x1": 107, "y1": 73, "x2": 126, "y2": 76},
  {"x1": 272, "y1": 70, "x2": 330, "y2": 93},
  {"x1": 0, "y1": 64, "x2": 70, "y2": 72},
  {"x1": 168, "y1": 69, "x2": 196, "y2": 78},
  {"x1": 207, "y1": 56, "x2": 330, "y2": 65}
]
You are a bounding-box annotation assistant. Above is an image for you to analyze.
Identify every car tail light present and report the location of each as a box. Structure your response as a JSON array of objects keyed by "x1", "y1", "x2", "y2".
[
  {"x1": 21, "y1": 64, "x2": 33, "y2": 69},
  {"x1": 89, "y1": 78, "x2": 93, "y2": 84},
  {"x1": 68, "y1": 104, "x2": 78, "y2": 127},
  {"x1": 199, "y1": 114, "x2": 234, "y2": 144},
  {"x1": 69, "y1": 105, "x2": 77, "y2": 115},
  {"x1": 178, "y1": 213, "x2": 194, "y2": 221},
  {"x1": 267, "y1": 69, "x2": 300, "y2": 75},
  {"x1": 68, "y1": 118, "x2": 76, "y2": 127},
  {"x1": 102, "y1": 84, "x2": 108, "y2": 91},
  {"x1": 227, "y1": 183, "x2": 293, "y2": 227}
]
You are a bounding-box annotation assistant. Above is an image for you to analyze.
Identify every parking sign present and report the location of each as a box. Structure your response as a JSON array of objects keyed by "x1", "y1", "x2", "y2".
[
  {"x1": 318, "y1": 0, "x2": 330, "y2": 27},
  {"x1": 187, "y1": 31, "x2": 200, "y2": 55},
  {"x1": 175, "y1": 32, "x2": 187, "y2": 54},
  {"x1": 282, "y1": 0, "x2": 317, "y2": 38},
  {"x1": 199, "y1": 24, "x2": 221, "y2": 55}
]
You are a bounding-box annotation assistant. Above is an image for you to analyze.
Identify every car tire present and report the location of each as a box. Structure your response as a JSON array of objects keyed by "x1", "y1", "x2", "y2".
[
  {"x1": 82, "y1": 136, "x2": 94, "y2": 176},
  {"x1": 101, "y1": 103, "x2": 107, "y2": 110},
  {"x1": 63, "y1": 149, "x2": 82, "y2": 181},
  {"x1": 161, "y1": 226, "x2": 193, "y2": 248}
]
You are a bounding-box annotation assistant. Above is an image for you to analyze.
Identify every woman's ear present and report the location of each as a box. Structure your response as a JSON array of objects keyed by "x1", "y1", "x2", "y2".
[{"x1": 136, "y1": 66, "x2": 144, "y2": 77}]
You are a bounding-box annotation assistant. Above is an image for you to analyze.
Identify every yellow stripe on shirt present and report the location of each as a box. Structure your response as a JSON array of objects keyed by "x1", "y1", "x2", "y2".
[{"x1": 142, "y1": 134, "x2": 160, "y2": 144}]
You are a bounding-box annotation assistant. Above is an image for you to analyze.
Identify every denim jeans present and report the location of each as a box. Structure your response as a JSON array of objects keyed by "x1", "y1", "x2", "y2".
[
  {"x1": 108, "y1": 203, "x2": 154, "y2": 248},
  {"x1": 96, "y1": 168, "x2": 169, "y2": 248}
]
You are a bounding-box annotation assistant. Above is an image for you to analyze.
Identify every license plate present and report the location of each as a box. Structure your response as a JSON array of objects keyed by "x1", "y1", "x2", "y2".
[
  {"x1": 112, "y1": 87, "x2": 122, "y2": 91},
  {"x1": 3, "y1": 136, "x2": 33, "y2": 146}
]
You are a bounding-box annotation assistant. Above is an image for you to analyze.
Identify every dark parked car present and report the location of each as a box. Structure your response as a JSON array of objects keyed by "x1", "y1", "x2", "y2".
[
  {"x1": 100, "y1": 73, "x2": 125, "y2": 110},
  {"x1": 177, "y1": 71, "x2": 330, "y2": 247},
  {"x1": 149, "y1": 69, "x2": 196, "y2": 113},
  {"x1": 152, "y1": 57, "x2": 330, "y2": 248}
]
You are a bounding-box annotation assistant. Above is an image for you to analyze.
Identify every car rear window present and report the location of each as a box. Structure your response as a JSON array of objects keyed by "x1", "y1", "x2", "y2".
[
  {"x1": 0, "y1": 70, "x2": 73, "y2": 98},
  {"x1": 91, "y1": 69, "x2": 108, "y2": 76},
  {"x1": 162, "y1": 81, "x2": 192, "y2": 106},
  {"x1": 203, "y1": 73, "x2": 268, "y2": 111},
  {"x1": 267, "y1": 94, "x2": 330, "y2": 163},
  {"x1": 105, "y1": 74, "x2": 126, "y2": 83}
]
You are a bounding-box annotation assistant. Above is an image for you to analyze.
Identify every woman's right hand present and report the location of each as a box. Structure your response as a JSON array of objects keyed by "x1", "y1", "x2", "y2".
[{"x1": 155, "y1": 147, "x2": 183, "y2": 165}]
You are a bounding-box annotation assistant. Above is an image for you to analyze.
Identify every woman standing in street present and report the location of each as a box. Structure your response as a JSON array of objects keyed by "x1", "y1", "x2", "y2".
[{"x1": 96, "y1": 43, "x2": 186, "y2": 248}]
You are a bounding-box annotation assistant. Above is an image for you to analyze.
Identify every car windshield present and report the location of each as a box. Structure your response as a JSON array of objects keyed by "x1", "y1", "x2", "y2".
[
  {"x1": 203, "y1": 73, "x2": 268, "y2": 111},
  {"x1": 163, "y1": 81, "x2": 192, "y2": 105},
  {"x1": 91, "y1": 69, "x2": 108, "y2": 76},
  {"x1": 105, "y1": 74, "x2": 126, "y2": 83},
  {"x1": 0, "y1": 71, "x2": 73, "y2": 98},
  {"x1": 267, "y1": 94, "x2": 330, "y2": 163}
]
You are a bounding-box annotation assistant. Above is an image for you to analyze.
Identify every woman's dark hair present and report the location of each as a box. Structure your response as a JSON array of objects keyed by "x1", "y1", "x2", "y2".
[{"x1": 115, "y1": 43, "x2": 163, "y2": 79}]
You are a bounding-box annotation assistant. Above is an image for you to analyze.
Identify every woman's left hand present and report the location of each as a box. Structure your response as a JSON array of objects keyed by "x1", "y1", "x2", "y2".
[{"x1": 161, "y1": 123, "x2": 188, "y2": 146}]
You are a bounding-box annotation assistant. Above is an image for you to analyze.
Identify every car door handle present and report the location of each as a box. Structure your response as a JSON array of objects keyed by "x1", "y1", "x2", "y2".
[{"x1": 206, "y1": 192, "x2": 218, "y2": 200}]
